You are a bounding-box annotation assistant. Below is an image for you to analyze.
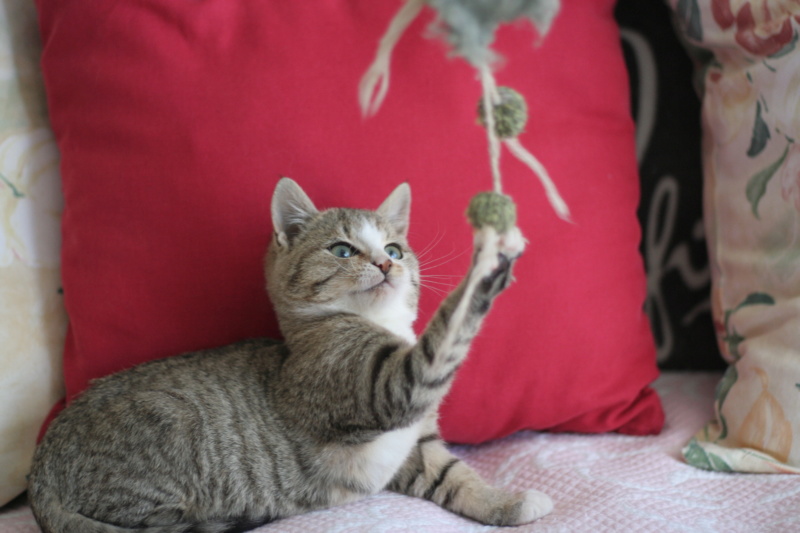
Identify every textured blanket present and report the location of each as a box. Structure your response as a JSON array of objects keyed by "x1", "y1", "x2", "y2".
[{"x1": 2, "y1": 372, "x2": 798, "y2": 532}]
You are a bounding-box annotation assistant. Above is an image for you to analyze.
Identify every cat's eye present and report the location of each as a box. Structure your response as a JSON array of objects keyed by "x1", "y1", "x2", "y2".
[
  {"x1": 329, "y1": 242, "x2": 358, "y2": 258},
  {"x1": 384, "y1": 244, "x2": 403, "y2": 260}
]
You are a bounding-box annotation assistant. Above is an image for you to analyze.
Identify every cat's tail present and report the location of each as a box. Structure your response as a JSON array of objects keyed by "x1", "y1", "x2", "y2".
[
  {"x1": 29, "y1": 483, "x2": 232, "y2": 533},
  {"x1": 29, "y1": 461, "x2": 271, "y2": 533},
  {"x1": 31, "y1": 504, "x2": 237, "y2": 533}
]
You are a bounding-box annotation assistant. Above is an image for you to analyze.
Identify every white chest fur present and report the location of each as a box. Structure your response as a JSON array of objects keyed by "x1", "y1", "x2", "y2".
[
  {"x1": 323, "y1": 420, "x2": 423, "y2": 503},
  {"x1": 364, "y1": 291, "x2": 417, "y2": 344}
]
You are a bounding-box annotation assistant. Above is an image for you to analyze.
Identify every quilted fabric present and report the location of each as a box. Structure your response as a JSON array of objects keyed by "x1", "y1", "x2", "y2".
[
  {"x1": 3, "y1": 372, "x2": 798, "y2": 532},
  {"x1": 33, "y1": 0, "x2": 662, "y2": 442}
]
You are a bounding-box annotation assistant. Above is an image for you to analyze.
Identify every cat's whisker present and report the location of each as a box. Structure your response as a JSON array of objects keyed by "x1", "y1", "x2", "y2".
[
  {"x1": 418, "y1": 276, "x2": 458, "y2": 288},
  {"x1": 418, "y1": 274, "x2": 456, "y2": 282},
  {"x1": 420, "y1": 286, "x2": 452, "y2": 297},
  {"x1": 419, "y1": 280, "x2": 458, "y2": 290},
  {"x1": 414, "y1": 229, "x2": 446, "y2": 260},
  {"x1": 418, "y1": 245, "x2": 459, "y2": 265},
  {"x1": 418, "y1": 247, "x2": 470, "y2": 272},
  {"x1": 422, "y1": 278, "x2": 453, "y2": 289},
  {"x1": 418, "y1": 283, "x2": 449, "y2": 297}
]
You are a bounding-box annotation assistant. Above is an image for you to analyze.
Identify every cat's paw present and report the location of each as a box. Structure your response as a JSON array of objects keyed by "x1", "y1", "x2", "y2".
[
  {"x1": 498, "y1": 226, "x2": 526, "y2": 260},
  {"x1": 472, "y1": 226, "x2": 525, "y2": 274},
  {"x1": 514, "y1": 489, "x2": 553, "y2": 524},
  {"x1": 478, "y1": 254, "x2": 512, "y2": 298},
  {"x1": 470, "y1": 226, "x2": 523, "y2": 300}
]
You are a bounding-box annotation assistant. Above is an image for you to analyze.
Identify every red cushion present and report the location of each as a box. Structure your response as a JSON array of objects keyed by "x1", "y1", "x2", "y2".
[{"x1": 36, "y1": 0, "x2": 663, "y2": 442}]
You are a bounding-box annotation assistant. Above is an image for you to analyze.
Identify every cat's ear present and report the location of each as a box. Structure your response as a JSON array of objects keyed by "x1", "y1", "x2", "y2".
[
  {"x1": 271, "y1": 177, "x2": 319, "y2": 247},
  {"x1": 377, "y1": 183, "x2": 411, "y2": 237}
]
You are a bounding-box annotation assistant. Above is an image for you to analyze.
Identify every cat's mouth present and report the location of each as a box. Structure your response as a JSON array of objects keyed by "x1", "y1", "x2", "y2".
[
  {"x1": 362, "y1": 276, "x2": 395, "y2": 294},
  {"x1": 367, "y1": 278, "x2": 392, "y2": 291}
]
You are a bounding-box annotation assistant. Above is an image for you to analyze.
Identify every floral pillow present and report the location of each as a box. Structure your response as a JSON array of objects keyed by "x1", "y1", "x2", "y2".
[
  {"x1": 0, "y1": 0, "x2": 66, "y2": 506},
  {"x1": 670, "y1": 0, "x2": 800, "y2": 473}
]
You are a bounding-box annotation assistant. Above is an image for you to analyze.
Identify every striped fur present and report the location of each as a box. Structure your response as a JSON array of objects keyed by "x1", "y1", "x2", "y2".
[{"x1": 28, "y1": 178, "x2": 551, "y2": 532}]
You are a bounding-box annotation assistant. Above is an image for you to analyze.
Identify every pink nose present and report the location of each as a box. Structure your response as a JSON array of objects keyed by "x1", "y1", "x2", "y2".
[{"x1": 374, "y1": 259, "x2": 392, "y2": 274}]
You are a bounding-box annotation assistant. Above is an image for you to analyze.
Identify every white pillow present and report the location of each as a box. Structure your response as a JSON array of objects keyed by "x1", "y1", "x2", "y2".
[{"x1": 0, "y1": 0, "x2": 67, "y2": 506}]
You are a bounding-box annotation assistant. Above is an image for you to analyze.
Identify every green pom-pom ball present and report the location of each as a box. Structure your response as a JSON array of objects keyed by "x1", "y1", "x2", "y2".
[
  {"x1": 477, "y1": 86, "x2": 528, "y2": 139},
  {"x1": 466, "y1": 191, "x2": 517, "y2": 233}
]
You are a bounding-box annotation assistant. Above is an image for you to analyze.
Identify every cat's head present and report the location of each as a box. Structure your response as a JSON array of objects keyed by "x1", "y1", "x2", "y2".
[{"x1": 266, "y1": 178, "x2": 419, "y2": 340}]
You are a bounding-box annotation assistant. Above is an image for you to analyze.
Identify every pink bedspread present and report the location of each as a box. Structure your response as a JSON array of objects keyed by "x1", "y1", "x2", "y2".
[{"x1": 3, "y1": 372, "x2": 798, "y2": 532}]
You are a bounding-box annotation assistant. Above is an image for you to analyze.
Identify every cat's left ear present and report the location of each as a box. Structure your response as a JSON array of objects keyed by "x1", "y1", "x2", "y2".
[{"x1": 377, "y1": 183, "x2": 411, "y2": 237}]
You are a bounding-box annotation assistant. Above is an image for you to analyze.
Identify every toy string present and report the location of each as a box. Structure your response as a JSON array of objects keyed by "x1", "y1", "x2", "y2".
[
  {"x1": 479, "y1": 64, "x2": 570, "y2": 221},
  {"x1": 479, "y1": 66, "x2": 504, "y2": 194},
  {"x1": 359, "y1": 0, "x2": 571, "y2": 222}
]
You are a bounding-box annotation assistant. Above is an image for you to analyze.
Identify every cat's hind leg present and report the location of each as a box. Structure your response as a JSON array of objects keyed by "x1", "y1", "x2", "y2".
[{"x1": 388, "y1": 429, "x2": 552, "y2": 526}]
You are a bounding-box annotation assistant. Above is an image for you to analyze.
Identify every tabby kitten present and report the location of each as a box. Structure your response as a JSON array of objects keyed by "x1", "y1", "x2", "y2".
[{"x1": 28, "y1": 178, "x2": 552, "y2": 532}]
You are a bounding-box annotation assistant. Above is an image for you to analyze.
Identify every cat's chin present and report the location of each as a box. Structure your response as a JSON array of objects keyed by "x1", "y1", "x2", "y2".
[
  {"x1": 357, "y1": 280, "x2": 396, "y2": 302},
  {"x1": 357, "y1": 271, "x2": 405, "y2": 296},
  {"x1": 352, "y1": 275, "x2": 414, "y2": 310},
  {"x1": 347, "y1": 280, "x2": 417, "y2": 343},
  {"x1": 364, "y1": 278, "x2": 393, "y2": 292}
]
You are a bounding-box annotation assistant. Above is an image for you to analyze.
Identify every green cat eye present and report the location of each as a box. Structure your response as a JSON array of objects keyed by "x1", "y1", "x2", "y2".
[
  {"x1": 384, "y1": 244, "x2": 403, "y2": 260},
  {"x1": 330, "y1": 243, "x2": 357, "y2": 258}
]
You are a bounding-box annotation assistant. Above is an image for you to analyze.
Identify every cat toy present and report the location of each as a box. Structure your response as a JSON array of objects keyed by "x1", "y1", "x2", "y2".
[
  {"x1": 359, "y1": 0, "x2": 567, "y2": 353},
  {"x1": 359, "y1": 0, "x2": 569, "y2": 225}
]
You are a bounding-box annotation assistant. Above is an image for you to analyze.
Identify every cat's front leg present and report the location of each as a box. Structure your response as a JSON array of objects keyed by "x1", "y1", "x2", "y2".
[
  {"x1": 412, "y1": 225, "x2": 525, "y2": 393},
  {"x1": 368, "y1": 226, "x2": 525, "y2": 431},
  {"x1": 388, "y1": 229, "x2": 551, "y2": 525},
  {"x1": 388, "y1": 425, "x2": 553, "y2": 526}
]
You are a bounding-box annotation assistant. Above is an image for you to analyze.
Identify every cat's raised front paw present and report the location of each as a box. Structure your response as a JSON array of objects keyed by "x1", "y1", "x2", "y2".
[
  {"x1": 498, "y1": 226, "x2": 525, "y2": 260},
  {"x1": 472, "y1": 226, "x2": 525, "y2": 277}
]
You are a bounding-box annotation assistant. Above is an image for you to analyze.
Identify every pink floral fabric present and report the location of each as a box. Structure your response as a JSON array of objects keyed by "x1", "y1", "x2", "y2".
[
  {"x1": 670, "y1": 0, "x2": 800, "y2": 473},
  {"x1": 712, "y1": 0, "x2": 800, "y2": 55}
]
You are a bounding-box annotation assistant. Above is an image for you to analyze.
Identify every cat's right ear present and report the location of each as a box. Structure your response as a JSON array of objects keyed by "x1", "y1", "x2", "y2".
[
  {"x1": 377, "y1": 182, "x2": 411, "y2": 237},
  {"x1": 271, "y1": 177, "x2": 319, "y2": 248}
]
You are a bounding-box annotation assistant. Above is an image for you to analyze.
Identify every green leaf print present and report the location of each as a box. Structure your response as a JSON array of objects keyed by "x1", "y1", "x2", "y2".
[
  {"x1": 746, "y1": 145, "x2": 789, "y2": 219},
  {"x1": 722, "y1": 293, "x2": 775, "y2": 361},
  {"x1": 715, "y1": 366, "x2": 738, "y2": 440},
  {"x1": 0, "y1": 172, "x2": 25, "y2": 198},
  {"x1": 735, "y1": 292, "x2": 776, "y2": 310},
  {"x1": 722, "y1": 329, "x2": 745, "y2": 361},
  {"x1": 747, "y1": 101, "x2": 770, "y2": 158},
  {"x1": 683, "y1": 439, "x2": 733, "y2": 472},
  {"x1": 708, "y1": 452, "x2": 733, "y2": 472},
  {"x1": 769, "y1": 31, "x2": 799, "y2": 59}
]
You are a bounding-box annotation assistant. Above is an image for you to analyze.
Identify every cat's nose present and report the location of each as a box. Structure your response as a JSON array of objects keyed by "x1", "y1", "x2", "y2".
[{"x1": 374, "y1": 258, "x2": 393, "y2": 274}]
